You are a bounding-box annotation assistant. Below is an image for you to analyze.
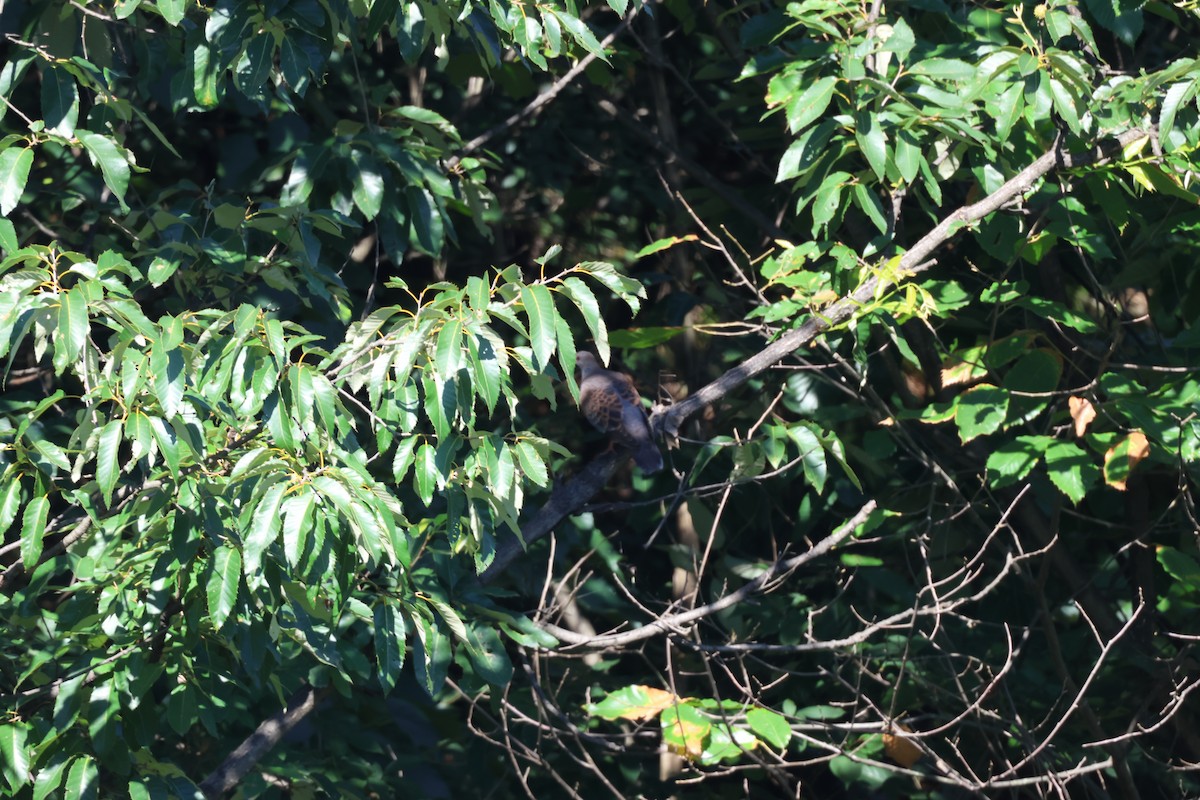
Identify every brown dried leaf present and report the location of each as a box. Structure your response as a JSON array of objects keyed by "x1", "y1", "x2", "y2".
[
  {"x1": 883, "y1": 725, "x2": 923, "y2": 768},
  {"x1": 1068, "y1": 396, "x2": 1097, "y2": 438}
]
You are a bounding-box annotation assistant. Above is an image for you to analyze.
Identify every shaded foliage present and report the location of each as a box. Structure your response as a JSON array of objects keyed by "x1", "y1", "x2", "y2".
[{"x1": 2, "y1": 1, "x2": 1200, "y2": 798}]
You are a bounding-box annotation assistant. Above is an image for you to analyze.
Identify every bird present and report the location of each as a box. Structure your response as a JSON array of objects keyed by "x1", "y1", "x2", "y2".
[{"x1": 575, "y1": 352, "x2": 663, "y2": 474}]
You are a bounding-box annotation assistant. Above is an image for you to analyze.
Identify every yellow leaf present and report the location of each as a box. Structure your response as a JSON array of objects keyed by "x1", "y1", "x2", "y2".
[
  {"x1": 1103, "y1": 431, "x2": 1150, "y2": 491},
  {"x1": 617, "y1": 686, "x2": 680, "y2": 722}
]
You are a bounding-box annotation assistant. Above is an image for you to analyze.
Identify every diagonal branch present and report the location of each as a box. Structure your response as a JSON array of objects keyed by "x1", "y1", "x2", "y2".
[
  {"x1": 482, "y1": 129, "x2": 1150, "y2": 585},
  {"x1": 651, "y1": 128, "x2": 1151, "y2": 441},
  {"x1": 199, "y1": 684, "x2": 331, "y2": 799},
  {"x1": 539, "y1": 499, "x2": 876, "y2": 648}
]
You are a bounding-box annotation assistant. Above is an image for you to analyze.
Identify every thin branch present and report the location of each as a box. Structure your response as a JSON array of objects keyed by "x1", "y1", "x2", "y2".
[
  {"x1": 539, "y1": 500, "x2": 876, "y2": 648},
  {"x1": 448, "y1": 9, "x2": 640, "y2": 167},
  {"x1": 651, "y1": 127, "x2": 1152, "y2": 441}
]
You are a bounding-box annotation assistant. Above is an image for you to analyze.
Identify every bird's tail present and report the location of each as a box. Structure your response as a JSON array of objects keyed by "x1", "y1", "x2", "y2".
[{"x1": 634, "y1": 442, "x2": 663, "y2": 474}]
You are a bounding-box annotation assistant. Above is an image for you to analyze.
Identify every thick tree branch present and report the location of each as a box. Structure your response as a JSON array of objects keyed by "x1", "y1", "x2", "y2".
[{"x1": 199, "y1": 684, "x2": 330, "y2": 799}]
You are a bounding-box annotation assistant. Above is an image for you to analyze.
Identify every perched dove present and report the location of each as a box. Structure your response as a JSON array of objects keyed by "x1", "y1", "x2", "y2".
[{"x1": 576, "y1": 352, "x2": 663, "y2": 474}]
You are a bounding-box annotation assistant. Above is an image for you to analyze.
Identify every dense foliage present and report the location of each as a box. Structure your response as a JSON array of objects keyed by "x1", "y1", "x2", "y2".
[{"x1": 2, "y1": 0, "x2": 1200, "y2": 798}]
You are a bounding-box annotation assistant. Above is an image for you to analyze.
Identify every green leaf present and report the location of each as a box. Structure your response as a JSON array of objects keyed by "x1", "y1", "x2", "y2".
[
  {"x1": 785, "y1": 76, "x2": 837, "y2": 134},
  {"x1": 235, "y1": 32, "x2": 275, "y2": 96},
  {"x1": 96, "y1": 419, "x2": 124, "y2": 508},
  {"x1": 244, "y1": 482, "x2": 286, "y2": 574},
  {"x1": 114, "y1": 0, "x2": 143, "y2": 18},
  {"x1": 54, "y1": 288, "x2": 89, "y2": 374},
  {"x1": 32, "y1": 759, "x2": 67, "y2": 800},
  {"x1": 392, "y1": 436, "x2": 420, "y2": 483},
  {"x1": 75, "y1": 131, "x2": 131, "y2": 211},
  {"x1": 552, "y1": 10, "x2": 607, "y2": 61},
  {"x1": 19, "y1": 495, "x2": 49, "y2": 571},
  {"x1": 852, "y1": 183, "x2": 888, "y2": 234},
  {"x1": 462, "y1": 624, "x2": 513, "y2": 686},
  {"x1": 1157, "y1": 546, "x2": 1200, "y2": 587},
  {"x1": 1048, "y1": 77, "x2": 1081, "y2": 134},
  {"x1": 634, "y1": 235, "x2": 699, "y2": 259},
  {"x1": 0, "y1": 146, "x2": 33, "y2": 216},
  {"x1": 985, "y1": 435, "x2": 1051, "y2": 487},
  {"x1": 910, "y1": 58, "x2": 975, "y2": 80},
  {"x1": 810, "y1": 171, "x2": 851, "y2": 233},
  {"x1": 746, "y1": 707, "x2": 792, "y2": 750},
  {"x1": 207, "y1": 545, "x2": 241, "y2": 631},
  {"x1": 855, "y1": 112, "x2": 887, "y2": 181},
  {"x1": 374, "y1": 601, "x2": 407, "y2": 695},
  {"x1": 954, "y1": 384, "x2": 1009, "y2": 442},
  {"x1": 435, "y1": 318, "x2": 463, "y2": 375},
  {"x1": 41, "y1": 66, "x2": 80, "y2": 137},
  {"x1": 406, "y1": 184, "x2": 444, "y2": 255},
  {"x1": 411, "y1": 613, "x2": 452, "y2": 696},
  {"x1": 156, "y1": 0, "x2": 188, "y2": 25},
  {"x1": 1044, "y1": 441, "x2": 1097, "y2": 504},
  {"x1": 0, "y1": 723, "x2": 30, "y2": 791},
  {"x1": 0, "y1": 217, "x2": 16, "y2": 254},
  {"x1": 520, "y1": 283, "x2": 557, "y2": 370},
  {"x1": 0, "y1": 55, "x2": 34, "y2": 126},
  {"x1": 1159, "y1": 81, "x2": 1195, "y2": 147},
  {"x1": 281, "y1": 489, "x2": 315, "y2": 567},
  {"x1": 63, "y1": 757, "x2": 98, "y2": 800},
  {"x1": 466, "y1": 327, "x2": 504, "y2": 414},
  {"x1": 0, "y1": 476, "x2": 21, "y2": 534},
  {"x1": 414, "y1": 443, "x2": 436, "y2": 505},
  {"x1": 350, "y1": 150, "x2": 385, "y2": 220},
  {"x1": 514, "y1": 439, "x2": 549, "y2": 487},
  {"x1": 560, "y1": 276, "x2": 609, "y2": 363}
]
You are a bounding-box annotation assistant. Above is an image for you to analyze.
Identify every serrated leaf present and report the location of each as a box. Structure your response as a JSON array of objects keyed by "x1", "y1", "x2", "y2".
[
  {"x1": 414, "y1": 443, "x2": 436, "y2": 505},
  {"x1": 96, "y1": 419, "x2": 123, "y2": 508},
  {"x1": 513, "y1": 440, "x2": 549, "y2": 487},
  {"x1": 411, "y1": 613, "x2": 451, "y2": 696},
  {"x1": 374, "y1": 601, "x2": 406, "y2": 695},
  {"x1": 560, "y1": 276, "x2": 609, "y2": 363},
  {"x1": 54, "y1": 288, "x2": 88, "y2": 374},
  {"x1": 435, "y1": 318, "x2": 463, "y2": 375},
  {"x1": 1044, "y1": 441, "x2": 1097, "y2": 504},
  {"x1": 520, "y1": 283, "x2": 557, "y2": 370},
  {"x1": 985, "y1": 435, "x2": 1050, "y2": 487},
  {"x1": 207, "y1": 545, "x2": 241, "y2": 631},
  {"x1": 954, "y1": 384, "x2": 1009, "y2": 442},
  {"x1": 281, "y1": 490, "x2": 315, "y2": 568},
  {"x1": 243, "y1": 482, "x2": 286, "y2": 574}
]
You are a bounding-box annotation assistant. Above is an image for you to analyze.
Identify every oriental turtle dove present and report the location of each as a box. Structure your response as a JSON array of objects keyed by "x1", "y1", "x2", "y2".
[{"x1": 576, "y1": 352, "x2": 663, "y2": 474}]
